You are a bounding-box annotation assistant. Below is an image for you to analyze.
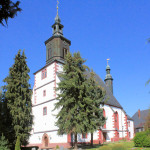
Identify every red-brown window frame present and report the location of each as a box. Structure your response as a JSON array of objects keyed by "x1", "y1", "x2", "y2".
[
  {"x1": 103, "y1": 109, "x2": 106, "y2": 129},
  {"x1": 43, "y1": 107, "x2": 47, "y2": 116},
  {"x1": 128, "y1": 121, "x2": 130, "y2": 127},
  {"x1": 41, "y1": 69, "x2": 47, "y2": 80},
  {"x1": 115, "y1": 111, "x2": 119, "y2": 130}
]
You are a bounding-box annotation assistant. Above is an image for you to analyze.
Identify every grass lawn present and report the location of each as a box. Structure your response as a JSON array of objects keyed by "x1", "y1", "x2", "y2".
[{"x1": 79, "y1": 141, "x2": 150, "y2": 150}]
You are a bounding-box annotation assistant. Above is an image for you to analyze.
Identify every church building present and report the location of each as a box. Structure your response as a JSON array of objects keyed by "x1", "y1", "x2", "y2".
[{"x1": 28, "y1": 8, "x2": 134, "y2": 149}]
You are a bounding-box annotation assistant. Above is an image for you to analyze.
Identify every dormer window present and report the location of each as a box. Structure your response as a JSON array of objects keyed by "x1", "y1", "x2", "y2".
[{"x1": 42, "y1": 69, "x2": 47, "y2": 79}]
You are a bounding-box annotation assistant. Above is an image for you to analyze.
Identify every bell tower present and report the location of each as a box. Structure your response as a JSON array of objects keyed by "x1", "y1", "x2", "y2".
[
  {"x1": 104, "y1": 59, "x2": 113, "y2": 94},
  {"x1": 45, "y1": 2, "x2": 71, "y2": 65}
]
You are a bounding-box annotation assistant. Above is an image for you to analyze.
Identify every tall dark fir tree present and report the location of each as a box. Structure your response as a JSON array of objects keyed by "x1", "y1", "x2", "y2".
[
  {"x1": 54, "y1": 52, "x2": 106, "y2": 149},
  {"x1": 4, "y1": 50, "x2": 33, "y2": 147},
  {"x1": 0, "y1": 86, "x2": 15, "y2": 149}
]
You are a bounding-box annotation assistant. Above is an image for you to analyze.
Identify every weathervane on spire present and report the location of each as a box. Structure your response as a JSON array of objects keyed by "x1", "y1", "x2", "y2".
[
  {"x1": 57, "y1": 0, "x2": 59, "y2": 15},
  {"x1": 107, "y1": 58, "x2": 110, "y2": 65}
]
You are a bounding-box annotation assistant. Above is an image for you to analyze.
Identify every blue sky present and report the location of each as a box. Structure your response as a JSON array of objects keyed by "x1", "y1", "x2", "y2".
[{"x1": 0, "y1": 0, "x2": 150, "y2": 117}]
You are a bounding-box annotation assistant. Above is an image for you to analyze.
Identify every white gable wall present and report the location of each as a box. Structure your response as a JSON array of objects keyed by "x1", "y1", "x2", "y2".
[{"x1": 28, "y1": 61, "x2": 134, "y2": 148}]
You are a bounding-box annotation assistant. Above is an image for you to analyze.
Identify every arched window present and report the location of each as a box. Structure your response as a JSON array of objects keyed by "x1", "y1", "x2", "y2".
[
  {"x1": 103, "y1": 109, "x2": 106, "y2": 128},
  {"x1": 115, "y1": 111, "x2": 119, "y2": 130}
]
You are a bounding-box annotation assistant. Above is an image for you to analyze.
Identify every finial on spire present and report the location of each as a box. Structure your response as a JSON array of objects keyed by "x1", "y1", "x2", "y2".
[
  {"x1": 57, "y1": 0, "x2": 59, "y2": 15},
  {"x1": 107, "y1": 58, "x2": 110, "y2": 65}
]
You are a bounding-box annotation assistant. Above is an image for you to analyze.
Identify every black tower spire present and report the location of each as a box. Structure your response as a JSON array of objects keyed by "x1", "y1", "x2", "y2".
[{"x1": 104, "y1": 60, "x2": 113, "y2": 94}]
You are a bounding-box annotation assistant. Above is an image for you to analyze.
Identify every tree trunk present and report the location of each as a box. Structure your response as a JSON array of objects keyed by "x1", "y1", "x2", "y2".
[
  {"x1": 74, "y1": 132, "x2": 78, "y2": 150},
  {"x1": 91, "y1": 132, "x2": 93, "y2": 147}
]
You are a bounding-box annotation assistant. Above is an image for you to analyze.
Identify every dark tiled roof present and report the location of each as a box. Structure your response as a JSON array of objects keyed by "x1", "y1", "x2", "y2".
[
  {"x1": 127, "y1": 115, "x2": 134, "y2": 121},
  {"x1": 85, "y1": 71, "x2": 123, "y2": 109},
  {"x1": 132, "y1": 109, "x2": 149, "y2": 128}
]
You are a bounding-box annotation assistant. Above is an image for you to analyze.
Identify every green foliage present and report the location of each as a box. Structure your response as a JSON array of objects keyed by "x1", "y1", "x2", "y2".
[
  {"x1": 0, "y1": 134, "x2": 10, "y2": 150},
  {"x1": 85, "y1": 70, "x2": 106, "y2": 134},
  {"x1": 134, "y1": 130, "x2": 150, "y2": 147},
  {"x1": 54, "y1": 52, "x2": 87, "y2": 134},
  {"x1": 54, "y1": 52, "x2": 106, "y2": 149},
  {"x1": 0, "y1": 86, "x2": 15, "y2": 149},
  {"x1": 15, "y1": 136, "x2": 20, "y2": 150},
  {"x1": 4, "y1": 50, "x2": 33, "y2": 146},
  {"x1": 0, "y1": 0, "x2": 21, "y2": 26}
]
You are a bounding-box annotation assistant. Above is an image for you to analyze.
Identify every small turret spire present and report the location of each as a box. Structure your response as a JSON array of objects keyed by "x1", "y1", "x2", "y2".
[
  {"x1": 104, "y1": 59, "x2": 113, "y2": 94},
  {"x1": 52, "y1": 0, "x2": 64, "y2": 36},
  {"x1": 107, "y1": 58, "x2": 110, "y2": 65},
  {"x1": 57, "y1": 0, "x2": 59, "y2": 16}
]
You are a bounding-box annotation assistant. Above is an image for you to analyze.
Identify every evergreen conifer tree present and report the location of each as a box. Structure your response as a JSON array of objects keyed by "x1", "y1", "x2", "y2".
[
  {"x1": 54, "y1": 52, "x2": 106, "y2": 149},
  {"x1": 85, "y1": 70, "x2": 106, "y2": 146},
  {"x1": 4, "y1": 50, "x2": 33, "y2": 146},
  {"x1": 0, "y1": 134, "x2": 10, "y2": 150},
  {"x1": 0, "y1": 87, "x2": 15, "y2": 149}
]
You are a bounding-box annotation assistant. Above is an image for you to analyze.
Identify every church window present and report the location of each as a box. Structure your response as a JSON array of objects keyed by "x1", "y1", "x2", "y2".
[
  {"x1": 82, "y1": 133, "x2": 87, "y2": 139},
  {"x1": 43, "y1": 107, "x2": 47, "y2": 115},
  {"x1": 128, "y1": 121, "x2": 130, "y2": 127},
  {"x1": 43, "y1": 90, "x2": 46, "y2": 97},
  {"x1": 103, "y1": 109, "x2": 106, "y2": 128},
  {"x1": 63, "y1": 48, "x2": 68, "y2": 58},
  {"x1": 114, "y1": 112, "x2": 119, "y2": 130},
  {"x1": 42, "y1": 69, "x2": 47, "y2": 79}
]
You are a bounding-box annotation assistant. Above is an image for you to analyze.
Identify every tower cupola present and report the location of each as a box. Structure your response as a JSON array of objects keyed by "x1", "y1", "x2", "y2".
[
  {"x1": 52, "y1": 12, "x2": 64, "y2": 36},
  {"x1": 51, "y1": 1, "x2": 63, "y2": 36},
  {"x1": 44, "y1": 0, "x2": 71, "y2": 65},
  {"x1": 104, "y1": 59, "x2": 113, "y2": 94}
]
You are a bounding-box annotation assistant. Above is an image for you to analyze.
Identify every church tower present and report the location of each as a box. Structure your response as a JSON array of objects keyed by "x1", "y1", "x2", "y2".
[
  {"x1": 28, "y1": 2, "x2": 134, "y2": 148},
  {"x1": 104, "y1": 60, "x2": 113, "y2": 94},
  {"x1": 45, "y1": 7, "x2": 71, "y2": 65}
]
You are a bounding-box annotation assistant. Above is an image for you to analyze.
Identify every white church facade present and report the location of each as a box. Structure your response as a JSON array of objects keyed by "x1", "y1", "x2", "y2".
[{"x1": 28, "y1": 10, "x2": 134, "y2": 149}]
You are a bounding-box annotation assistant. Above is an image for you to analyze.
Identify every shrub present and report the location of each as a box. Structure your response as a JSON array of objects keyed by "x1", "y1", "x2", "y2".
[
  {"x1": 143, "y1": 135, "x2": 150, "y2": 147},
  {"x1": 134, "y1": 130, "x2": 150, "y2": 147},
  {"x1": 111, "y1": 144, "x2": 127, "y2": 150},
  {"x1": 133, "y1": 132, "x2": 146, "y2": 147}
]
